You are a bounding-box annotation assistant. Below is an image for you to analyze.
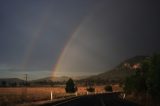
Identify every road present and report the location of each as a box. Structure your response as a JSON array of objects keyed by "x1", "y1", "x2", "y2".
[{"x1": 44, "y1": 93, "x2": 139, "y2": 106}]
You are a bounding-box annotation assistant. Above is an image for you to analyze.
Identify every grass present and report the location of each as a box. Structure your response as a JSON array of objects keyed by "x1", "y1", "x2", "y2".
[
  {"x1": 0, "y1": 87, "x2": 65, "y2": 106},
  {"x1": 0, "y1": 85, "x2": 122, "y2": 106}
]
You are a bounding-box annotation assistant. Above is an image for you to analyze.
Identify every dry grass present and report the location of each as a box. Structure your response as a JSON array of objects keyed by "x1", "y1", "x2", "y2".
[
  {"x1": 0, "y1": 87, "x2": 66, "y2": 106},
  {"x1": 0, "y1": 87, "x2": 65, "y2": 95},
  {"x1": 112, "y1": 84, "x2": 123, "y2": 92},
  {"x1": 0, "y1": 85, "x2": 123, "y2": 105}
]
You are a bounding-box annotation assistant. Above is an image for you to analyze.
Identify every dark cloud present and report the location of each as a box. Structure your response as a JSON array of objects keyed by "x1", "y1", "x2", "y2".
[{"x1": 0, "y1": 0, "x2": 160, "y2": 78}]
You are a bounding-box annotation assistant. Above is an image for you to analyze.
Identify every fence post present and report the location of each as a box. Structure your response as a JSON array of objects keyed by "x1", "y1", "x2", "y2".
[
  {"x1": 87, "y1": 91, "x2": 88, "y2": 95},
  {"x1": 51, "y1": 91, "x2": 53, "y2": 101},
  {"x1": 75, "y1": 92, "x2": 78, "y2": 96}
]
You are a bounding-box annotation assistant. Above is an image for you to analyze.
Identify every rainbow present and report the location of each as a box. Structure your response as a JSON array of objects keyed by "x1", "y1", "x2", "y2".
[
  {"x1": 51, "y1": 14, "x2": 92, "y2": 77},
  {"x1": 22, "y1": 7, "x2": 52, "y2": 69},
  {"x1": 51, "y1": 3, "x2": 104, "y2": 77},
  {"x1": 22, "y1": 4, "x2": 98, "y2": 77}
]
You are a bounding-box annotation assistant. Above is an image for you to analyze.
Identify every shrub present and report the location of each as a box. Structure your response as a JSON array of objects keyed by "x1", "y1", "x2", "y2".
[
  {"x1": 104, "y1": 85, "x2": 112, "y2": 92},
  {"x1": 65, "y1": 78, "x2": 77, "y2": 93},
  {"x1": 86, "y1": 87, "x2": 95, "y2": 92}
]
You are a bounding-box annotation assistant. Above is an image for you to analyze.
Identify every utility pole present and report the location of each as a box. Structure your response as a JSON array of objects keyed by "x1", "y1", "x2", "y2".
[
  {"x1": 22, "y1": 74, "x2": 28, "y2": 102},
  {"x1": 24, "y1": 74, "x2": 28, "y2": 86}
]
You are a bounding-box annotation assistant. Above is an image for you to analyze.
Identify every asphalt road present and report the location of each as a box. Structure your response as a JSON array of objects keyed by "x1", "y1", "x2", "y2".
[{"x1": 49, "y1": 93, "x2": 139, "y2": 106}]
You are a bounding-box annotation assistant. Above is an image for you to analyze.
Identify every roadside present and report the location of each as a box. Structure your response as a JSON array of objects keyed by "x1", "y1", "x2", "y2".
[{"x1": 16, "y1": 95, "x2": 77, "y2": 106}]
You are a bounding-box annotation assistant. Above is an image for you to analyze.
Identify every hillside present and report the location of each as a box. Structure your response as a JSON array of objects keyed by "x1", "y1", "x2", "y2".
[
  {"x1": 31, "y1": 75, "x2": 88, "y2": 82},
  {"x1": 0, "y1": 78, "x2": 24, "y2": 83},
  {"x1": 0, "y1": 78, "x2": 25, "y2": 86},
  {"x1": 0, "y1": 56, "x2": 148, "y2": 86},
  {"x1": 31, "y1": 76, "x2": 70, "y2": 83},
  {"x1": 83, "y1": 56, "x2": 148, "y2": 83}
]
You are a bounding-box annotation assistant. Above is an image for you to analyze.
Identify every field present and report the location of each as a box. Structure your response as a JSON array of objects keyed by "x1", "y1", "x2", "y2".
[
  {"x1": 0, "y1": 85, "x2": 122, "y2": 106},
  {"x1": 0, "y1": 87, "x2": 66, "y2": 106}
]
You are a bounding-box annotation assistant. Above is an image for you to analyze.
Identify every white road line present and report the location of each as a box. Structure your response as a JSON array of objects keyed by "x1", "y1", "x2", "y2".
[
  {"x1": 100, "y1": 98, "x2": 106, "y2": 106},
  {"x1": 52, "y1": 97, "x2": 80, "y2": 106}
]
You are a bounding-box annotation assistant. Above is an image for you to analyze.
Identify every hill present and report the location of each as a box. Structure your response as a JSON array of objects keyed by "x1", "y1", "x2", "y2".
[
  {"x1": 29, "y1": 76, "x2": 89, "y2": 86},
  {"x1": 82, "y1": 56, "x2": 148, "y2": 84},
  {"x1": 0, "y1": 78, "x2": 25, "y2": 86},
  {"x1": 31, "y1": 76, "x2": 70, "y2": 82},
  {"x1": 0, "y1": 56, "x2": 148, "y2": 86}
]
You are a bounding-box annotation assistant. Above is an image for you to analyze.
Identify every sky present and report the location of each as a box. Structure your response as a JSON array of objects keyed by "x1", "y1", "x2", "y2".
[{"x1": 0, "y1": 0, "x2": 160, "y2": 79}]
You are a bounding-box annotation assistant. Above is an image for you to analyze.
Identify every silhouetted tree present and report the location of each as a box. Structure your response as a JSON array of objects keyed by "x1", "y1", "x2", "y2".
[
  {"x1": 104, "y1": 85, "x2": 113, "y2": 92},
  {"x1": 86, "y1": 86, "x2": 95, "y2": 92},
  {"x1": 65, "y1": 78, "x2": 77, "y2": 93},
  {"x1": 124, "y1": 60, "x2": 148, "y2": 93},
  {"x1": 124, "y1": 54, "x2": 160, "y2": 105},
  {"x1": 146, "y1": 54, "x2": 160, "y2": 100},
  {"x1": 11, "y1": 82, "x2": 17, "y2": 87},
  {"x1": 1, "y1": 81, "x2": 7, "y2": 87}
]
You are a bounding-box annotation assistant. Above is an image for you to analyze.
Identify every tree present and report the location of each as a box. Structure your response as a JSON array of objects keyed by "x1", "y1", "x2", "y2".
[
  {"x1": 124, "y1": 54, "x2": 160, "y2": 104},
  {"x1": 1, "y1": 81, "x2": 7, "y2": 87},
  {"x1": 65, "y1": 78, "x2": 77, "y2": 93},
  {"x1": 11, "y1": 82, "x2": 17, "y2": 87},
  {"x1": 124, "y1": 61, "x2": 148, "y2": 94},
  {"x1": 146, "y1": 54, "x2": 160, "y2": 100},
  {"x1": 104, "y1": 85, "x2": 113, "y2": 92},
  {"x1": 86, "y1": 86, "x2": 95, "y2": 92}
]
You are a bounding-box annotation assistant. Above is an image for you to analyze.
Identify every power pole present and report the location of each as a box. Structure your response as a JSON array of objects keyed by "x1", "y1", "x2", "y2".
[
  {"x1": 22, "y1": 74, "x2": 28, "y2": 101},
  {"x1": 24, "y1": 74, "x2": 28, "y2": 86}
]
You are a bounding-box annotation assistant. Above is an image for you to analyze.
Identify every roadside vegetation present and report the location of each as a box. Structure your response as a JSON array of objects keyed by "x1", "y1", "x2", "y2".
[
  {"x1": 65, "y1": 78, "x2": 77, "y2": 93},
  {"x1": 104, "y1": 85, "x2": 113, "y2": 92},
  {"x1": 124, "y1": 54, "x2": 160, "y2": 106},
  {"x1": 86, "y1": 86, "x2": 95, "y2": 92},
  {"x1": 0, "y1": 87, "x2": 66, "y2": 106}
]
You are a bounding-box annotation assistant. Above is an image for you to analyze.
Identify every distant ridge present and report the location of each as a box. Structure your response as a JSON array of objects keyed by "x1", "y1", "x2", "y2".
[
  {"x1": 31, "y1": 76, "x2": 70, "y2": 82},
  {"x1": 83, "y1": 56, "x2": 148, "y2": 82},
  {"x1": 31, "y1": 76, "x2": 89, "y2": 82},
  {"x1": 0, "y1": 78, "x2": 25, "y2": 86},
  {"x1": 0, "y1": 56, "x2": 148, "y2": 85},
  {"x1": 0, "y1": 78, "x2": 24, "y2": 82}
]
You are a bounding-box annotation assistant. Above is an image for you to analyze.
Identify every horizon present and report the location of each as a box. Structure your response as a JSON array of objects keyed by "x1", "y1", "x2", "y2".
[
  {"x1": 0, "y1": 69, "x2": 100, "y2": 80},
  {"x1": 0, "y1": 55, "x2": 151, "y2": 80}
]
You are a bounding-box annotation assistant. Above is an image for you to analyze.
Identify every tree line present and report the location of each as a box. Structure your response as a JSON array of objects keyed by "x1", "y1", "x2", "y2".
[{"x1": 124, "y1": 54, "x2": 160, "y2": 105}]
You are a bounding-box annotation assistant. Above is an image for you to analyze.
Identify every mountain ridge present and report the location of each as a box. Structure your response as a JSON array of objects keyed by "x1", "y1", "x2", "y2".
[
  {"x1": 0, "y1": 56, "x2": 149, "y2": 85},
  {"x1": 82, "y1": 56, "x2": 148, "y2": 82}
]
